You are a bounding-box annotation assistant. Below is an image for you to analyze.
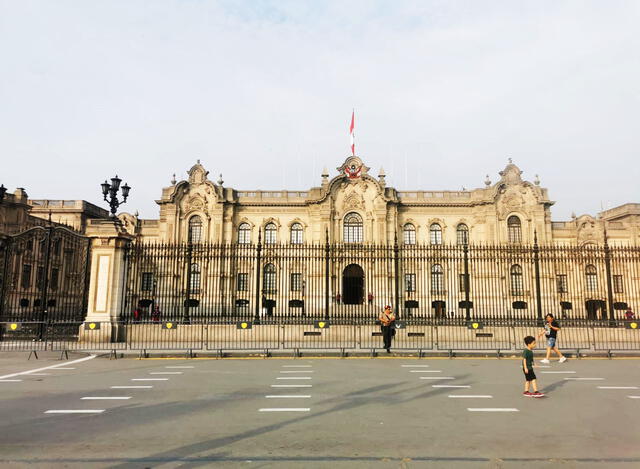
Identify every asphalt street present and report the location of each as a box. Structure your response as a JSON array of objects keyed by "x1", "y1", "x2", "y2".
[{"x1": 0, "y1": 353, "x2": 639, "y2": 469}]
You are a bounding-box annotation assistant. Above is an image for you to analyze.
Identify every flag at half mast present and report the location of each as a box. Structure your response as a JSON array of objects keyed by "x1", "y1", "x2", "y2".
[{"x1": 349, "y1": 110, "x2": 355, "y2": 156}]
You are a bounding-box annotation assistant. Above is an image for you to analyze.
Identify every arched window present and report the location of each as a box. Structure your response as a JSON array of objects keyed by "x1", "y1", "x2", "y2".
[
  {"x1": 456, "y1": 224, "x2": 469, "y2": 246},
  {"x1": 429, "y1": 223, "x2": 442, "y2": 245},
  {"x1": 403, "y1": 223, "x2": 416, "y2": 245},
  {"x1": 188, "y1": 216, "x2": 203, "y2": 243},
  {"x1": 510, "y1": 264, "x2": 523, "y2": 295},
  {"x1": 507, "y1": 216, "x2": 522, "y2": 244},
  {"x1": 263, "y1": 263, "x2": 276, "y2": 293},
  {"x1": 264, "y1": 223, "x2": 277, "y2": 244},
  {"x1": 290, "y1": 223, "x2": 303, "y2": 244},
  {"x1": 189, "y1": 263, "x2": 201, "y2": 292},
  {"x1": 431, "y1": 264, "x2": 444, "y2": 294},
  {"x1": 343, "y1": 212, "x2": 363, "y2": 243},
  {"x1": 238, "y1": 223, "x2": 251, "y2": 244},
  {"x1": 585, "y1": 264, "x2": 597, "y2": 291}
]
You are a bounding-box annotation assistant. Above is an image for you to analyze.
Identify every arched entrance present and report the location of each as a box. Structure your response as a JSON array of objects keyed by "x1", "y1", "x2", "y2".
[{"x1": 342, "y1": 264, "x2": 364, "y2": 305}]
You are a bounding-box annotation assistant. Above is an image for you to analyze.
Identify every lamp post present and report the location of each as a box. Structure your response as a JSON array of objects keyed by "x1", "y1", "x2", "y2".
[{"x1": 100, "y1": 176, "x2": 131, "y2": 216}]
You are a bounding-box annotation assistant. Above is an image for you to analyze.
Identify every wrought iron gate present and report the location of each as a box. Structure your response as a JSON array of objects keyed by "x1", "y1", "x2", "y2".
[{"x1": 0, "y1": 225, "x2": 91, "y2": 323}]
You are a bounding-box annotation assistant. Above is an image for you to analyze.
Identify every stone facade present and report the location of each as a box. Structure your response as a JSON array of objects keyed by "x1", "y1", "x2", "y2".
[{"x1": 116, "y1": 156, "x2": 638, "y2": 247}]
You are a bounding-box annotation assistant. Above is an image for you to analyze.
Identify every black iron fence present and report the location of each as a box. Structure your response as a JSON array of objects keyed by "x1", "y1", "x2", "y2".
[
  {"x1": 0, "y1": 225, "x2": 91, "y2": 324},
  {"x1": 121, "y1": 238, "x2": 640, "y2": 324}
]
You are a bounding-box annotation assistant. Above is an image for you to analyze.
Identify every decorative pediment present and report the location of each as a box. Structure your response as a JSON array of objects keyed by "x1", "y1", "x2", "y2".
[
  {"x1": 337, "y1": 156, "x2": 370, "y2": 181},
  {"x1": 499, "y1": 160, "x2": 523, "y2": 185},
  {"x1": 187, "y1": 160, "x2": 209, "y2": 185}
]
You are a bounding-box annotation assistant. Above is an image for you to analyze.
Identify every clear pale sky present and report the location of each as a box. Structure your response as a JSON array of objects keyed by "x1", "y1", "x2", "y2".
[{"x1": 1, "y1": 0, "x2": 638, "y2": 220}]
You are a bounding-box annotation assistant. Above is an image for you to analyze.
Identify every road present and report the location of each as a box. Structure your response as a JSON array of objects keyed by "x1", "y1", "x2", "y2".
[{"x1": 0, "y1": 353, "x2": 639, "y2": 468}]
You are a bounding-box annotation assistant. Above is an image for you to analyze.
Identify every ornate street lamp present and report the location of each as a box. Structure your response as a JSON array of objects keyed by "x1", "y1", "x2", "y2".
[
  {"x1": 101, "y1": 175, "x2": 131, "y2": 216},
  {"x1": 0, "y1": 184, "x2": 7, "y2": 203}
]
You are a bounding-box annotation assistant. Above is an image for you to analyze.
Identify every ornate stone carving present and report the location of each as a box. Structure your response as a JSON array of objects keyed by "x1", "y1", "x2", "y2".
[
  {"x1": 343, "y1": 192, "x2": 364, "y2": 210},
  {"x1": 186, "y1": 196, "x2": 206, "y2": 213}
]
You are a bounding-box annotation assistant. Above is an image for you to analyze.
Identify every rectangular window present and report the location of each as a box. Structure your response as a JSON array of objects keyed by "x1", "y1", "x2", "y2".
[
  {"x1": 64, "y1": 250, "x2": 74, "y2": 272},
  {"x1": 613, "y1": 275, "x2": 624, "y2": 294},
  {"x1": 431, "y1": 274, "x2": 444, "y2": 294},
  {"x1": 50, "y1": 268, "x2": 59, "y2": 291},
  {"x1": 21, "y1": 264, "x2": 32, "y2": 289},
  {"x1": 141, "y1": 272, "x2": 154, "y2": 291},
  {"x1": 36, "y1": 266, "x2": 44, "y2": 291},
  {"x1": 459, "y1": 274, "x2": 469, "y2": 293},
  {"x1": 556, "y1": 274, "x2": 568, "y2": 294},
  {"x1": 403, "y1": 229, "x2": 416, "y2": 245},
  {"x1": 405, "y1": 273, "x2": 416, "y2": 292},
  {"x1": 290, "y1": 273, "x2": 302, "y2": 292},
  {"x1": 237, "y1": 273, "x2": 248, "y2": 291}
]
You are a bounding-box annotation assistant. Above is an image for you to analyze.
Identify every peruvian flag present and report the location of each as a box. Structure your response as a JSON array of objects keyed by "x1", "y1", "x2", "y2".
[{"x1": 349, "y1": 110, "x2": 355, "y2": 156}]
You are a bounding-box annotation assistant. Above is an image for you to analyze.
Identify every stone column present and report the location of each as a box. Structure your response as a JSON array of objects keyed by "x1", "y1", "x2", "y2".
[{"x1": 81, "y1": 219, "x2": 134, "y2": 343}]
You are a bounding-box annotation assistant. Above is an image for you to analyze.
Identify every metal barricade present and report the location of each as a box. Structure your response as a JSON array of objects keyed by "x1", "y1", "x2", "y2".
[
  {"x1": 206, "y1": 322, "x2": 281, "y2": 351},
  {"x1": 126, "y1": 322, "x2": 204, "y2": 351},
  {"x1": 0, "y1": 322, "x2": 48, "y2": 351}
]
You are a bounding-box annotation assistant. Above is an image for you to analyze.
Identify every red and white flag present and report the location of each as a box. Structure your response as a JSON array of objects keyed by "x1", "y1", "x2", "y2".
[{"x1": 349, "y1": 110, "x2": 355, "y2": 156}]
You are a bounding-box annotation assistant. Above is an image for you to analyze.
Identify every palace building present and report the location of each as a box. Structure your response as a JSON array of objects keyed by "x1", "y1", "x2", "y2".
[{"x1": 1, "y1": 156, "x2": 639, "y2": 323}]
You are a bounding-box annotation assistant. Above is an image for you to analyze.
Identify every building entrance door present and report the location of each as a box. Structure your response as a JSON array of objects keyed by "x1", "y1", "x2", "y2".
[
  {"x1": 342, "y1": 264, "x2": 364, "y2": 305},
  {"x1": 585, "y1": 299, "x2": 606, "y2": 320}
]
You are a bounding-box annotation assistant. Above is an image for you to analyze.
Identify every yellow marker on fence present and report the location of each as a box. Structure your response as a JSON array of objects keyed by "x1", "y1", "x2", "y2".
[
  {"x1": 84, "y1": 322, "x2": 100, "y2": 330},
  {"x1": 237, "y1": 321, "x2": 252, "y2": 329},
  {"x1": 314, "y1": 321, "x2": 330, "y2": 329},
  {"x1": 9, "y1": 323, "x2": 19, "y2": 331},
  {"x1": 162, "y1": 322, "x2": 176, "y2": 330}
]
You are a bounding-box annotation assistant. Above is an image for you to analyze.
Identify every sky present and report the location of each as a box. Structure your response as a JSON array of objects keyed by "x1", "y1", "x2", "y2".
[{"x1": 1, "y1": 0, "x2": 639, "y2": 220}]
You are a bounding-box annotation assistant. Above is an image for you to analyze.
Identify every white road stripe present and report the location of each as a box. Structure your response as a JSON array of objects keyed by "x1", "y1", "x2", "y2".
[
  {"x1": 166, "y1": 366, "x2": 194, "y2": 369},
  {"x1": 283, "y1": 365, "x2": 313, "y2": 368},
  {"x1": 132, "y1": 378, "x2": 168, "y2": 381},
  {"x1": 111, "y1": 386, "x2": 153, "y2": 389},
  {"x1": 627, "y1": 396, "x2": 640, "y2": 399},
  {"x1": 276, "y1": 377, "x2": 312, "y2": 380},
  {"x1": 598, "y1": 386, "x2": 638, "y2": 390},
  {"x1": 401, "y1": 365, "x2": 429, "y2": 367},
  {"x1": 45, "y1": 410, "x2": 104, "y2": 414},
  {"x1": 564, "y1": 378, "x2": 604, "y2": 381},
  {"x1": 433, "y1": 385, "x2": 471, "y2": 388},
  {"x1": 537, "y1": 365, "x2": 551, "y2": 368},
  {"x1": 265, "y1": 395, "x2": 311, "y2": 398},
  {"x1": 0, "y1": 379, "x2": 22, "y2": 382},
  {"x1": 449, "y1": 395, "x2": 492, "y2": 398},
  {"x1": 81, "y1": 397, "x2": 131, "y2": 400},
  {"x1": 410, "y1": 370, "x2": 441, "y2": 373},
  {"x1": 468, "y1": 408, "x2": 519, "y2": 412},
  {"x1": 29, "y1": 373, "x2": 51, "y2": 376},
  {"x1": 259, "y1": 408, "x2": 310, "y2": 412},
  {"x1": 271, "y1": 385, "x2": 312, "y2": 388},
  {"x1": 420, "y1": 377, "x2": 455, "y2": 380},
  {"x1": 280, "y1": 371, "x2": 314, "y2": 373},
  {"x1": 541, "y1": 371, "x2": 576, "y2": 374},
  {"x1": 52, "y1": 367, "x2": 76, "y2": 370},
  {"x1": 150, "y1": 372, "x2": 183, "y2": 375},
  {"x1": 0, "y1": 354, "x2": 96, "y2": 380}
]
